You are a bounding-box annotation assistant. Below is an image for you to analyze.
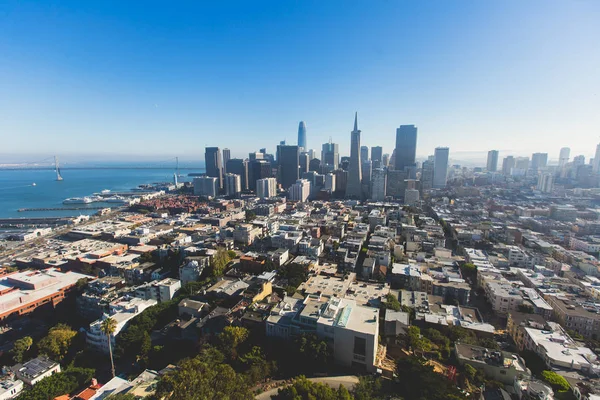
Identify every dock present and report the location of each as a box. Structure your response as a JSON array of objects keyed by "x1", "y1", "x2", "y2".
[{"x1": 18, "y1": 207, "x2": 109, "y2": 212}]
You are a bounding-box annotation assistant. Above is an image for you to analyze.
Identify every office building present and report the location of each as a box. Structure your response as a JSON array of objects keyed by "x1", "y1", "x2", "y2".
[
  {"x1": 559, "y1": 147, "x2": 570, "y2": 167},
  {"x1": 382, "y1": 153, "x2": 389, "y2": 168},
  {"x1": 573, "y1": 155, "x2": 585, "y2": 166},
  {"x1": 289, "y1": 179, "x2": 311, "y2": 202},
  {"x1": 433, "y1": 147, "x2": 449, "y2": 189},
  {"x1": 346, "y1": 113, "x2": 363, "y2": 199},
  {"x1": 226, "y1": 158, "x2": 249, "y2": 191},
  {"x1": 371, "y1": 168, "x2": 386, "y2": 201},
  {"x1": 537, "y1": 172, "x2": 554, "y2": 193},
  {"x1": 502, "y1": 156, "x2": 515, "y2": 175},
  {"x1": 386, "y1": 169, "x2": 407, "y2": 198},
  {"x1": 334, "y1": 169, "x2": 348, "y2": 195},
  {"x1": 394, "y1": 125, "x2": 418, "y2": 171},
  {"x1": 193, "y1": 177, "x2": 218, "y2": 197},
  {"x1": 487, "y1": 150, "x2": 499, "y2": 172},
  {"x1": 249, "y1": 151, "x2": 263, "y2": 161},
  {"x1": 321, "y1": 141, "x2": 339, "y2": 170},
  {"x1": 420, "y1": 158, "x2": 434, "y2": 190},
  {"x1": 404, "y1": 189, "x2": 420, "y2": 205},
  {"x1": 298, "y1": 121, "x2": 307, "y2": 151},
  {"x1": 256, "y1": 177, "x2": 277, "y2": 199},
  {"x1": 204, "y1": 147, "x2": 223, "y2": 189},
  {"x1": 515, "y1": 157, "x2": 530, "y2": 171},
  {"x1": 224, "y1": 173, "x2": 241, "y2": 197},
  {"x1": 594, "y1": 144, "x2": 600, "y2": 173},
  {"x1": 299, "y1": 152, "x2": 310, "y2": 175},
  {"x1": 361, "y1": 146, "x2": 369, "y2": 163},
  {"x1": 277, "y1": 145, "x2": 300, "y2": 189},
  {"x1": 249, "y1": 160, "x2": 272, "y2": 191},
  {"x1": 531, "y1": 153, "x2": 548, "y2": 171},
  {"x1": 222, "y1": 148, "x2": 231, "y2": 172},
  {"x1": 371, "y1": 146, "x2": 383, "y2": 165},
  {"x1": 324, "y1": 173, "x2": 336, "y2": 193}
]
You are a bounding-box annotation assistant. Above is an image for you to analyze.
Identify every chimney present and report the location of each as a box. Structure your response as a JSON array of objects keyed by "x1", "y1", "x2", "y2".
[{"x1": 91, "y1": 378, "x2": 98, "y2": 386}]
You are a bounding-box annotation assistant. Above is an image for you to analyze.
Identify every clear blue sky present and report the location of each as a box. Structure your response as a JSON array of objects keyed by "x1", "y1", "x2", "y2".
[{"x1": 1, "y1": 0, "x2": 599, "y2": 163}]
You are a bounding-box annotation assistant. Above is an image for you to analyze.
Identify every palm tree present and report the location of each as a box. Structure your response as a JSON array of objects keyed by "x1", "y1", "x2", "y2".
[{"x1": 100, "y1": 317, "x2": 117, "y2": 378}]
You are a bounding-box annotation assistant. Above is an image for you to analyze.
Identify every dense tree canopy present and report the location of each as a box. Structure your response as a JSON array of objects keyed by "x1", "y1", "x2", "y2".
[
  {"x1": 274, "y1": 376, "x2": 352, "y2": 400},
  {"x1": 155, "y1": 356, "x2": 253, "y2": 400},
  {"x1": 16, "y1": 367, "x2": 94, "y2": 400},
  {"x1": 38, "y1": 324, "x2": 78, "y2": 361},
  {"x1": 12, "y1": 336, "x2": 33, "y2": 363}
]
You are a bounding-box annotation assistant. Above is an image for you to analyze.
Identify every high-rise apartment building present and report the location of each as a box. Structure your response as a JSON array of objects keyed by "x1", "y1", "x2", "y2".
[
  {"x1": 537, "y1": 172, "x2": 554, "y2": 193},
  {"x1": 433, "y1": 147, "x2": 449, "y2": 189},
  {"x1": 559, "y1": 147, "x2": 570, "y2": 167},
  {"x1": 321, "y1": 141, "x2": 339, "y2": 170},
  {"x1": 371, "y1": 168, "x2": 387, "y2": 201},
  {"x1": 256, "y1": 177, "x2": 277, "y2": 199},
  {"x1": 502, "y1": 156, "x2": 515, "y2": 175},
  {"x1": 531, "y1": 153, "x2": 548, "y2": 171},
  {"x1": 222, "y1": 148, "x2": 231, "y2": 173},
  {"x1": 224, "y1": 173, "x2": 241, "y2": 197},
  {"x1": 487, "y1": 150, "x2": 499, "y2": 172},
  {"x1": 573, "y1": 155, "x2": 585, "y2": 167},
  {"x1": 226, "y1": 159, "x2": 249, "y2": 191},
  {"x1": 277, "y1": 145, "x2": 300, "y2": 189},
  {"x1": 299, "y1": 152, "x2": 310, "y2": 175},
  {"x1": 334, "y1": 169, "x2": 348, "y2": 194},
  {"x1": 394, "y1": 125, "x2": 418, "y2": 171},
  {"x1": 289, "y1": 179, "x2": 311, "y2": 202},
  {"x1": 346, "y1": 113, "x2": 363, "y2": 199},
  {"x1": 382, "y1": 154, "x2": 390, "y2": 168},
  {"x1": 298, "y1": 121, "x2": 307, "y2": 151},
  {"x1": 204, "y1": 147, "x2": 223, "y2": 189},
  {"x1": 193, "y1": 177, "x2": 218, "y2": 197}
]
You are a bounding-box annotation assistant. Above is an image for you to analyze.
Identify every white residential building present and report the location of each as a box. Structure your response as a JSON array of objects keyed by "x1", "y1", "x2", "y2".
[
  {"x1": 0, "y1": 378, "x2": 23, "y2": 400},
  {"x1": 370, "y1": 168, "x2": 386, "y2": 201},
  {"x1": 224, "y1": 173, "x2": 242, "y2": 197},
  {"x1": 193, "y1": 177, "x2": 218, "y2": 197},
  {"x1": 256, "y1": 178, "x2": 277, "y2": 199},
  {"x1": 133, "y1": 278, "x2": 181, "y2": 303},
  {"x1": 289, "y1": 179, "x2": 311, "y2": 202},
  {"x1": 87, "y1": 297, "x2": 157, "y2": 354}
]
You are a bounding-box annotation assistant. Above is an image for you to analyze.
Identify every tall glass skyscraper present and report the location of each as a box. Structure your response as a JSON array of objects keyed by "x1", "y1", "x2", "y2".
[
  {"x1": 346, "y1": 113, "x2": 363, "y2": 199},
  {"x1": 394, "y1": 125, "x2": 418, "y2": 171},
  {"x1": 277, "y1": 144, "x2": 300, "y2": 189},
  {"x1": 433, "y1": 147, "x2": 449, "y2": 189},
  {"x1": 487, "y1": 150, "x2": 499, "y2": 172},
  {"x1": 321, "y1": 141, "x2": 339, "y2": 170},
  {"x1": 297, "y1": 121, "x2": 307, "y2": 151},
  {"x1": 205, "y1": 147, "x2": 223, "y2": 189}
]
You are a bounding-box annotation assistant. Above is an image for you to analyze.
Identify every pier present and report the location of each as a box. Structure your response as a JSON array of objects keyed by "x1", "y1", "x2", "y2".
[{"x1": 18, "y1": 206, "x2": 108, "y2": 212}]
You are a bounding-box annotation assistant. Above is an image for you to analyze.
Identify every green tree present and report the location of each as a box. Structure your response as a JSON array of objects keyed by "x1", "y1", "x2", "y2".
[
  {"x1": 38, "y1": 324, "x2": 77, "y2": 361},
  {"x1": 12, "y1": 336, "x2": 33, "y2": 363},
  {"x1": 218, "y1": 326, "x2": 249, "y2": 360},
  {"x1": 518, "y1": 303, "x2": 535, "y2": 314},
  {"x1": 240, "y1": 346, "x2": 276, "y2": 384},
  {"x1": 101, "y1": 317, "x2": 117, "y2": 378},
  {"x1": 460, "y1": 263, "x2": 477, "y2": 280},
  {"x1": 382, "y1": 293, "x2": 401, "y2": 312},
  {"x1": 227, "y1": 250, "x2": 237, "y2": 259},
  {"x1": 295, "y1": 334, "x2": 332, "y2": 370},
  {"x1": 541, "y1": 370, "x2": 570, "y2": 392},
  {"x1": 407, "y1": 326, "x2": 432, "y2": 353},
  {"x1": 16, "y1": 367, "x2": 94, "y2": 400},
  {"x1": 274, "y1": 376, "x2": 353, "y2": 400},
  {"x1": 106, "y1": 395, "x2": 136, "y2": 400},
  {"x1": 245, "y1": 210, "x2": 256, "y2": 222},
  {"x1": 155, "y1": 356, "x2": 253, "y2": 400},
  {"x1": 210, "y1": 247, "x2": 232, "y2": 277}
]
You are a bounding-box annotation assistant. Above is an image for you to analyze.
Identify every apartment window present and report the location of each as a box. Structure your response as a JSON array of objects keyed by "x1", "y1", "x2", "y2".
[{"x1": 354, "y1": 336, "x2": 366, "y2": 356}]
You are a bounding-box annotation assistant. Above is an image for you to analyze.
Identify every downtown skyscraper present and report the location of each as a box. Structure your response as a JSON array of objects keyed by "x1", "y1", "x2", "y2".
[
  {"x1": 346, "y1": 112, "x2": 363, "y2": 199},
  {"x1": 205, "y1": 147, "x2": 223, "y2": 189},
  {"x1": 487, "y1": 150, "x2": 499, "y2": 172},
  {"x1": 297, "y1": 121, "x2": 307, "y2": 151},
  {"x1": 394, "y1": 125, "x2": 418, "y2": 171},
  {"x1": 433, "y1": 147, "x2": 449, "y2": 189},
  {"x1": 277, "y1": 144, "x2": 300, "y2": 189}
]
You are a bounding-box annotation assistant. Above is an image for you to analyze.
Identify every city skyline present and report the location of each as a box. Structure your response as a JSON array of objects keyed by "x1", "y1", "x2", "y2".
[{"x1": 1, "y1": 1, "x2": 599, "y2": 160}]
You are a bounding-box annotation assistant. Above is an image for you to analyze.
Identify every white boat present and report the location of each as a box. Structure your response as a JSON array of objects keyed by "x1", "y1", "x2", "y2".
[
  {"x1": 32, "y1": 183, "x2": 36, "y2": 186},
  {"x1": 63, "y1": 197, "x2": 93, "y2": 204},
  {"x1": 101, "y1": 189, "x2": 111, "y2": 194}
]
